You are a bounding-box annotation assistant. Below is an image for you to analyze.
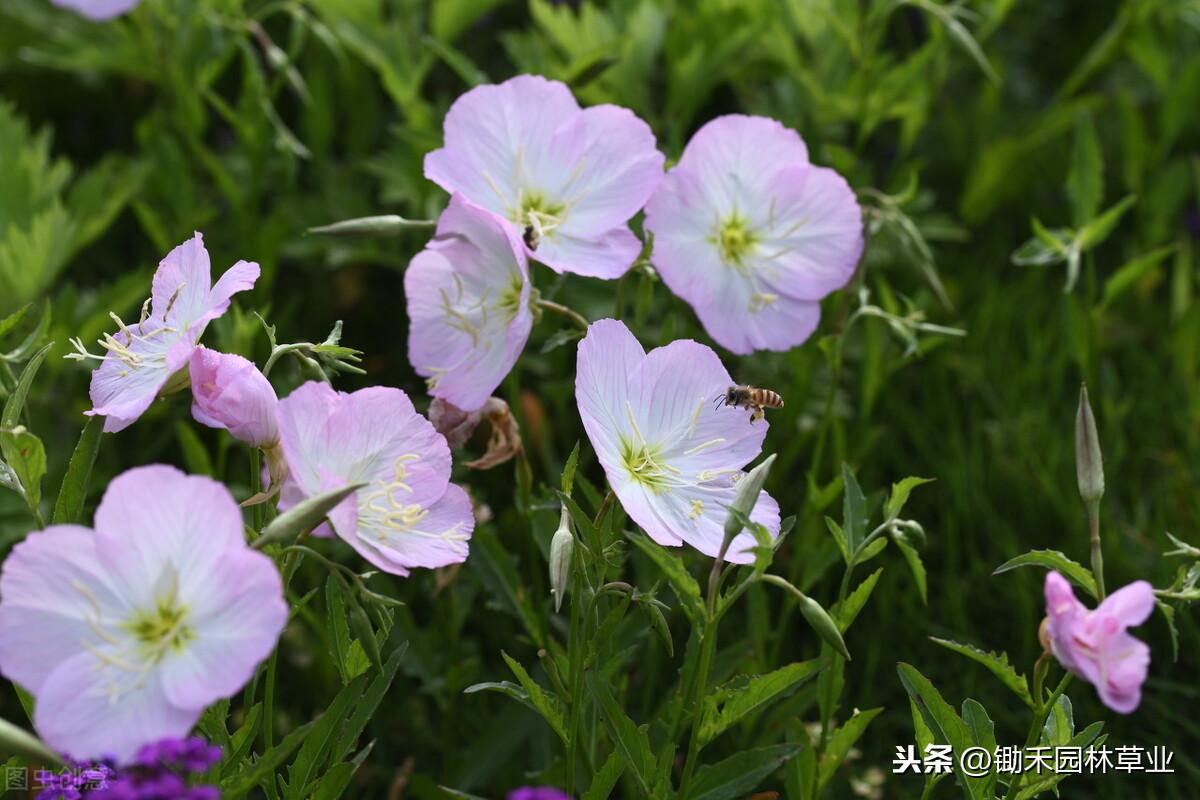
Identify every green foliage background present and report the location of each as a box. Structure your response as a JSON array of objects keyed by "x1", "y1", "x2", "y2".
[{"x1": 0, "y1": 0, "x2": 1197, "y2": 797}]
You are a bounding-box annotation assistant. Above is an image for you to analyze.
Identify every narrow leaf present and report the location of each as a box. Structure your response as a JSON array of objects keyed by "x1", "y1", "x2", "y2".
[{"x1": 993, "y1": 550, "x2": 1097, "y2": 598}]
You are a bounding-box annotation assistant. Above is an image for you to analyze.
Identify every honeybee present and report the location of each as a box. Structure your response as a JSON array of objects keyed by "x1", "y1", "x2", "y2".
[{"x1": 715, "y1": 385, "x2": 784, "y2": 423}]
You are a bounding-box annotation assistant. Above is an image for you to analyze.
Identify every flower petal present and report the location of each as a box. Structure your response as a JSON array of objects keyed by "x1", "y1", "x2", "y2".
[
  {"x1": 0, "y1": 526, "x2": 129, "y2": 694},
  {"x1": 151, "y1": 233, "x2": 259, "y2": 335},
  {"x1": 692, "y1": 282, "x2": 822, "y2": 355},
  {"x1": 34, "y1": 651, "x2": 198, "y2": 763},
  {"x1": 1096, "y1": 579, "x2": 1155, "y2": 628},
  {"x1": 530, "y1": 224, "x2": 643, "y2": 279},
  {"x1": 406, "y1": 196, "x2": 532, "y2": 412},
  {"x1": 159, "y1": 548, "x2": 286, "y2": 710},
  {"x1": 354, "y1": 482, "x2": 475, "y2": 573},
  {"x1": 575, "y1": 319, "x2": 645, "y2": 471}
]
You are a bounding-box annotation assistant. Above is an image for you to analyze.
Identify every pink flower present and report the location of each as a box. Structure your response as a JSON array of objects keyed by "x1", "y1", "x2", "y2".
[
  {"x1": 73, "y1": 233, "x2": 259, "y2": 433},
  {"x1": 51, "y1": 0, "x2": 139, "y2": 20},
  {"x1": 188, "y1": 347, "x2": 279, "y2": 448},
  {"x1": 643, "y1": 115, "x2": 863, "y2": 354},
  {"x1": 0, "y1": 466, "x2": 286, "y2": 761},
  {"x1": 1043, "y1": 571, "x2": 1154, "y2": 713},
  {"x1": 276, "y1": 382, "x2": 474, "y2": 575},
  {"x1": 425, "y1": 74, "x2": 664, "y2": 279},
  {"x1": 405, "y1": 196, "x2": 532, "y2": 412},
  {"x1": 575, "y1": 319, "x2": 779, "y2": 562}
]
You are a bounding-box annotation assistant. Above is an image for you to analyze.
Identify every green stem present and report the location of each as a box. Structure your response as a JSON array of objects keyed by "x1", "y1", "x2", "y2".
[
  {"x1": 262, "y1": 342, "x2": 309, "y2": 377},
  {"x1": 678, "y1": 558, "x2": 724, "y2": 797},
  {"x1": 537, "y1": 299, "x2": 591, "y2": 332},
  {"x1": 1003, "y1": 673, "x2": 1073, "y2": 800},
  {"x1": 1087, "y1": 503, "x2": 1106, "y2": 601}
]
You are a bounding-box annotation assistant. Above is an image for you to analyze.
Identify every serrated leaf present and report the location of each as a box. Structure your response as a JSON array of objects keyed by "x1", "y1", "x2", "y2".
[
  {"x1": 833, "y1": 568, "x2": 883, "y2": 632},
  {"x1": 285, "y1": 676, "x2": 366, "y2": 799},
  {"x1": 51, "y1": 416, "x2": 102, "y2": 524},
  {"x1": 929, "y1": 638, "x2": 1034, "y2": 709},
  {"x1": 885, "y1": 477, "x2": 934, "y2": 520},
  {"x1": 222, "y1": 720, "x2": 315, "y2": 798},
  {"x1": 893, "y1": 536, "x2": 928, "y2": 604},
  {"x1": 818, "y1": 707, "x2": 882, "y2": 790},
  {"x1": 688, "y1": 742, "x2": 804, "y2": 800},
  {"x1": 841, "y1": 464, "x2": 868, "y2": 553},
  {"x1": 699, "y1": 659, "x2": 825, "y2": 745},
  {"x1": 582, "y1": 748, "x2": 624, "y2": 800},
  {"x1": 585, "y1": 672, "x2": 654, "y2": 793},
  {"x1": 502, "y1": 651, "x2": 567, "y2": 744},
  {"x1": 896, "y1": 663, "x2": 987, "y2": 800},
  {"x1": 627, "y1": 531, "x2": 705, "y2": 626},
  {"x1": 330, "y1": 643, "x2": 406, "y2": 765},
  {"x1": 992, "y1": 550, "x2": 1097, "y2": 598}
]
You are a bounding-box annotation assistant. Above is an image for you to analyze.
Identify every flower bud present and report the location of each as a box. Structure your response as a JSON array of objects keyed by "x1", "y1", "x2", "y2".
[
  {"x1": 189, "y1": 347, "x2": 279, "y2": 448},
  {"x1": 1075, "y1": 385, "x2": 1104, "y2": 506},
  {"x1": 798, "y1": 594, "x2": 851, "y2": 661},
  {"x1": 722, "y1": 454, "x2": 776, "y2": 553},
  {"x1": 549, "y1": 505, "x2": 574, "y2": 613}
]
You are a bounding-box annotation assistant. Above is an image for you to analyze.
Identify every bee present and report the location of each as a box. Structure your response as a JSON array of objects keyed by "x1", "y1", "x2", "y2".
[
  {"x1": 714, "y1": 385, "x2": 784, "y2": 423},
  {"x1": 522, "y1": 224, "x2": 540, "y2": 251}
]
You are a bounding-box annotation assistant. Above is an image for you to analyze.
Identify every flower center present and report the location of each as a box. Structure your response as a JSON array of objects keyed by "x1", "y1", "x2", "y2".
[
  {"x1": 620, "y1": 438, "x2": 675, "y2": 493},
  {"x1": 359, "y1": 455, "x2": 429, "y2": 542},
  {"x1": 714, "y1": 214, "x2": 759, "y2": 270},
  {"x1": 497, "y1": 276, "x2": 525, "y2": 322},
  {"x1": 515, "y1": 192, "x2": 566, "y2": 246},
  {"x1": 126, "y1": 600, "x2": 194, "y2": 663}
]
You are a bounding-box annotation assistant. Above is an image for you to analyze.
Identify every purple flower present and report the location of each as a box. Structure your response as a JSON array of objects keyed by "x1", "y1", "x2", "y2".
[
  {"x1": 51, "y1": 0, "x2": 139, "y2": 20},
  {"x1": 0, "y1": 466, "x2": 287, "y2": 761},
  {"x1": 643, "y1": 115, "x2": 863, "y2": 354},
  {"x1": 1043, "y1": 571, "x2": 1154, "y2": 713},
  {"x1": 276, "y1": 382, "x2": 475, "y2": 575},
  {"x1": 189, "y1": 347, "x2": 279, "y2": 447},
  {"x1": 72, "y1": 233, "x2": 259, "y2": 432},
  {"x1": 508, "y1": 788, "x2": 572, "y2": 800},
  {"x1": 425, "y1": 74, "x2": 664, "y2": 279},
  {"x1": 575, "y1": 319, "x2": 780, "y2": 562},
  {"x1": 406, "y1": 195, "x2": 533, "y2": 412}
]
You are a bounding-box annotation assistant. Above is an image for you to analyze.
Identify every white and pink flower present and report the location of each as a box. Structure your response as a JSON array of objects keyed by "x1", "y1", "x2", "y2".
[
  {"x1": 0, "y1": 466, "x2": 285, "y2": 761},
  {"x1": 644, "y1": 115, "x2": 863, "y2": 354},
  {"x1": 276, "y1": 382, "x2": 475, "y2": 576},
  {"x1": 575, "y1": 319, "x2": 779, "y2": 562},
  {"x1": 425, "y1": 75, "x2": 664, "y2": 280}
]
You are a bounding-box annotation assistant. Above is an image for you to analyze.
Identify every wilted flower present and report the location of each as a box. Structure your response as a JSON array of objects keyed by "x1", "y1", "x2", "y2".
[
  {"x1": 575, "y1": 319, "x2": 780, "y2": 562},
  {"x1": 0, "y1": 466, "x2": 286, "y2": 761},
  {"x1": 406, "y1": 196, "x2": 532, "y2": 412},
  {"x1": 51, "y1": 0, "x2": 139, "y2": 21},
  {"x1": 643, "y1": 115, "x2": 863, "y2": 354},
  {"x1": 425, "y1": 74, "x2": 664, "y2": 279},
  {"x1": 70, "y1": 233, "x2": 259, "y2": 432},
  {"x1": 189, "y1": 347, "x2": 279, "y2": 448},
  {"x1": 276, "y1": 382, "x2": 475, "y2": 575},
  {"x1": 1043, "y1": 571, "x2": 1154, "y2": 713}
]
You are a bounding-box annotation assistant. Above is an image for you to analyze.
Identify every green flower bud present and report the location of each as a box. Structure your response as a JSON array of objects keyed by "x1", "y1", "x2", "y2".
[
  {"x1": 1075, "y1": 385, "x2": 1104, "y2": 506},
  {"x1": 721, "y1": 454, "x2": 776, "y2": 554},
  {"x1": 550, "y1": 505, "x2": 574, "y2": 613},
  {"x1": 799, "y1": 594, "x2": 851, "y2": 661}
]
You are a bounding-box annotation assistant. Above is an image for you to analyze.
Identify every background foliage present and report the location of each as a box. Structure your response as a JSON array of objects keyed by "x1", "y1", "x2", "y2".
[{"x1": 0, "y1": 0, "x2": 1197, "y2": 797}]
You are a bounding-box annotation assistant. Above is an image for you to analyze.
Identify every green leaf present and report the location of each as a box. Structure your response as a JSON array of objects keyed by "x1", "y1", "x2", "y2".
[
  {"x1": 468, "y1": 526, "x2": 546, "y2": 647},
  {"x1": 929, "y1": 638, "x2": 1034, "y2": 709},
  {"x1": 1076, "y1": 195, "x2": 1136, "y2": 251},
  {"x1": 992, "y1": 550, "x2": 1097, "y2": 598},
  {"x1": 501, "y1": 651, "x2": 568, "y2": 744},
  {"x1": 585, "y1": 671, "x2": 654, "y2": 793},
  {"x1": 582, "y1": 748, "x2": 625, "y2": 800},
  {"x1": 1156, "y1": 600, "x2": 1179, "y2": 662},
  {"x1": 841, "y1": 463, "x2": 868, "y2": 553},
  {"x1": 1100, "y1": 245, "x2": 1176, "y2": 309},
  {"x1": 330, "y1": 643, "x2": 406, "y2": 765},
  {"x1": 285, "y1": 676, "x2": 366, "y2": 799},
  {"x1": 896, "y1": 663, "x2": 986, "y2": 800},
  {"x1": 893, "y1": 536, "x2": 928, "y2": 604},
  {"x1": 312, "y1": 762, "x2": 357, "y2": 800},
  {"x1": 51, "y1": 416, "x2": 102, "y2": 524},
  {"x1": 2, "y1": 343, "x2": 52, "y2": 427},
  {"x1": 699, "y1": 659, "x2": 825, "y2": 745},
  {"x1": 961, "y1": 699, "x2": 998, "y2": 795},
  {"x1": 884, "y1": 476, "x2": 934, "y2": 520},
  {"x1": 1041, "y1": 693, "x2": 1074, "y2": 746},
  {"x1": 824, "y1": 516, "x2": 850, "y2": 564},
  {"x1": 1066, "y1": 113, "x2": 1103, "y2": 228},
  {"x1": 627, "y1": 531, "x2": 705, "y2": 626},
  {"x1": 818, "y1": 708, "x2": 882, "y2": 790},
  {"x1": 561, "y1": 441, "x2": 580, "y2": 495},
  {"x1": 0, "y1": 305, "x2": 30, "y2": 341},
  {"x1": 222, "y1": 720, "x2": 315, "y2": 798},
  {"x1": 833, "y1": 568, "x2": 883, "y2": 633},
  {"x1": 688, "y1": 742, "x2": 804, "y2": 800},
  {"x1": 174, "y1": 420, "x2": 214, "y2": 477},
  {"x1": 256, "y1": 482, "x2": 365, "y2": 547},
  {"x1": 0, "y1": 426, "x2": 45, "y2": 513}
]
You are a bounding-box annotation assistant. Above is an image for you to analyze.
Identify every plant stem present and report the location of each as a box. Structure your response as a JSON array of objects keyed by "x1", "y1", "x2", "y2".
[
  {"x1": 1087, "y1": 502, "x2": 1106, "y2": 600},
  {"x1": 537, "y1": 299, "x2": 590, "y2": 331},
  {"x1": 679, "y1": 557, "x2": 724, "y2": 797},
  {"x1": 1003, "y1": 673, "x2": 1073, "y2": 800}
]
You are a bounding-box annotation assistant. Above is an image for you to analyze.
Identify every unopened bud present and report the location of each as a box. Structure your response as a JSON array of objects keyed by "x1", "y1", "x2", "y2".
[
  {"x1": 799, "y1": 594, "x2": 851, "y2": 661},
  {"x1": 550, "y1": 505, "x2": 574, "y2": 613},
  {"x1": 1038, "y1": 617, "x2": 1052, "y2": 653},
  {"x1": 722, "y1": 454, "x2": 776, "y2": 553},
  {"x1": 1075, "y1": 385, "x2": 1104, "y2": 506}
]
